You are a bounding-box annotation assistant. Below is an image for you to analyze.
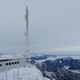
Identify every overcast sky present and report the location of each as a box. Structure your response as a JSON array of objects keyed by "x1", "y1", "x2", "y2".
[{"x1": 0, "y1": 0, "x2": 80, "y2": 54}]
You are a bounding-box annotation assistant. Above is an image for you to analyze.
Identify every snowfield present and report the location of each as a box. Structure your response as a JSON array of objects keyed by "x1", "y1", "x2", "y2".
[{"x1": 0, "y1": 65, "x2": 50, "y2": 80}]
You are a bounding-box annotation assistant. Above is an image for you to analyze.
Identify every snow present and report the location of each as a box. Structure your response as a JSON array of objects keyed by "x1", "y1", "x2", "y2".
[
  {"x1": 0, "y1": 65, "x2": 50, "y2": 80},
  {"x1": 64, "y1": 66, "x2": 70, "y2": 70},
  {"x1": 0, "y1": 54, "x2": 24, "y2": 60},
  {"x1": 44, "y1": 71, "x2": 56, "y2": 80},
  {"x1": 70, "y1": 70, "x2": 80, "y2": 74},
  {"x1": 35, "y1": 57, "x2": 57, "y2": 63}
]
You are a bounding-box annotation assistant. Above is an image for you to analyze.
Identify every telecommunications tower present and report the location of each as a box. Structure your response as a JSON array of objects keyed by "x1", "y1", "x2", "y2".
[{"x1": 25, "y1": 6, "x2": 30, "y2": 59}]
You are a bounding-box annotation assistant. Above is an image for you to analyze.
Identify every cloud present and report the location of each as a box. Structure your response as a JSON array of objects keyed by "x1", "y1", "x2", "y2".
[{"x1": 48, "y1": 46, "x2": 80, "y2": 52}]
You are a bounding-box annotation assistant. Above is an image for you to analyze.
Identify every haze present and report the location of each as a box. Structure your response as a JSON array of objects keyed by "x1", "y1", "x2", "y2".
[{"x1": 0, "y1": 0, "x2": 80, "y2": 54}]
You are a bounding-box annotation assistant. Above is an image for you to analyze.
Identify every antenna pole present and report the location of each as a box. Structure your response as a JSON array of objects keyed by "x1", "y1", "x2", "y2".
[{"x1": 25, "y1": 6, "x2": 30, "y2": 60}]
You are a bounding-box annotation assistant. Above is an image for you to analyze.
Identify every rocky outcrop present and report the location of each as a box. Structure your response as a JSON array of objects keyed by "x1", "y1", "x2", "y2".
[{"x1": 36, "y1": 58, "x2": 80, "y2": 80}]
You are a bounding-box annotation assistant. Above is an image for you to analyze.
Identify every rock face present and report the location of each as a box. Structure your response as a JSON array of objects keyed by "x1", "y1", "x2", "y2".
[
  {"x1": 43, "y1": 68, "x2": 80, "y2": 80},
  {"x1": 35, "y1": 57, "x2": 80, "y2": 80}
]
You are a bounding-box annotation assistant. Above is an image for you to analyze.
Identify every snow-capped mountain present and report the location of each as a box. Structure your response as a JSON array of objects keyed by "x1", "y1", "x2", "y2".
[
  {"x1": 31, "y1": 54, "x2": 80, "y2": 80},
  {"x1": 36, "y1": 58, "x2": 80, "y2": 80}
]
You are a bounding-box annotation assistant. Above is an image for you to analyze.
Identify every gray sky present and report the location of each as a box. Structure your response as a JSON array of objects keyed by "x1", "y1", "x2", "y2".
[{"x1": 0, "y1": 0, "x2": 80, "y2": 54}]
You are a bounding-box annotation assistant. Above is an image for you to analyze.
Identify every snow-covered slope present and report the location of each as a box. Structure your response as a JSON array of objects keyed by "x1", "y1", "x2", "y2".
[{"x1": 0, "y1": 65, "x2": 50, "y2": 80}]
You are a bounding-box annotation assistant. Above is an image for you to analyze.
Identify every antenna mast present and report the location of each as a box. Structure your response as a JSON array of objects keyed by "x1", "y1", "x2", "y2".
[{"x1": 25, "y1": 6, "x2": 30, "y2": 58}]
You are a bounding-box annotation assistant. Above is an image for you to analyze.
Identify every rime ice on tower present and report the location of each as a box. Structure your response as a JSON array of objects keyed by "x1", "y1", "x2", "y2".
[
  {"x1": 25, "y1": 6, "x2": 30, "y2": 58},
  {"x1": 0, "y1": 6, "x2": 30, "y2": 72}
]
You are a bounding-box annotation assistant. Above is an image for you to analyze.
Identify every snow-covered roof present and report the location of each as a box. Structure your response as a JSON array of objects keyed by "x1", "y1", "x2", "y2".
[
  {"x1": 0, "y1": 66, "x2": 51, "y2": 80},
  {"x1": 0, "y1": 54, "x2": 24, "y2": 60}
]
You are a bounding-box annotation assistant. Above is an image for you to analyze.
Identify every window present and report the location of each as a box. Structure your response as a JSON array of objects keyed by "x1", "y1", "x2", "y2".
[
  {"x1": 6, "y1": 63, "x2": 8, "y2": 65},
  {"x1": 9, "y1": 63, "x2": 11, "y2": 65},
  {"x1": 17, "y1": 61, "x2": 19, "y2": 64},
  {"x1": 15, "y1": 62, "x2": 17, "y2": 64},
  {"x1": 0, "y1": 64, "x2": 2, "y2": 66},
  {"x1": 12, "y1": 62, "x2": 14, "y2": 65}
]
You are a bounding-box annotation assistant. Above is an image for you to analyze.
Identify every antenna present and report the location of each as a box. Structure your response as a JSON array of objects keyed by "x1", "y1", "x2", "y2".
[{"x1": 25, "y1": 6, "x2": 30, "y2": 60}]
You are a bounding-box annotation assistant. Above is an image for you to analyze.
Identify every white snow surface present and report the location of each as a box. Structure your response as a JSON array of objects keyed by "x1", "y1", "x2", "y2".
[
  {"x1": 0, "y1": 65, "x2": 50, "y2": 80},
  {"x1": 70, "y1": 70, "x2": 80, "y2": 74}
]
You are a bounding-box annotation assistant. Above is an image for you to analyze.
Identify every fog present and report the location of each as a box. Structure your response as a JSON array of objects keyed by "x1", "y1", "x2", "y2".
[{"x1": 0, "y1": 0, "x2": 80, "y2": 54}]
